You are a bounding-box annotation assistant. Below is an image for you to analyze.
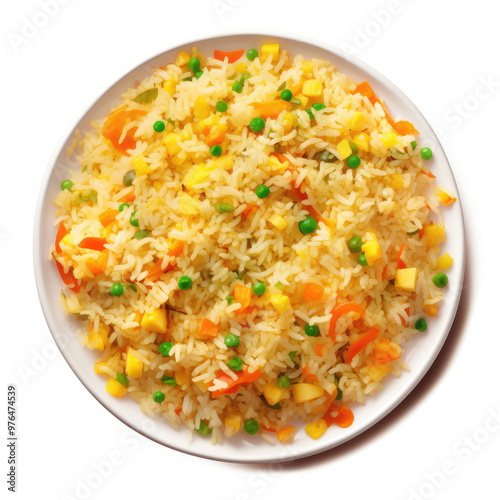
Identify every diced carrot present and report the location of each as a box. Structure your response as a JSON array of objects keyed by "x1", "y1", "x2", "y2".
[
  {"x1": 102, "y1": 106, "x2": 147, "y2": 156},
  {"x1": 393, "y1": 120, "x2": 419, "y2": 136},
  {"x1": 78, "y1": 237, "x2": 108, "y2": 252},
  {"x1": 276, "y1": 426, "x2": 297, "y2": 443},
  {"x1": 55, "y1": 222, "x2": 68, "y2": 253},
  {"x1": 242, "y1": 203, "x2": 258, "y2": 219},
  {"x1": 381, "y1": 264, "x2": 388, "y2": 281},
  {"x1": 205, "y1": 126, "x2": 226, "y2": 147},
  {"x1": 315, "y1": 343, "x2": 325, "y2": 357},
  {"x1": 234, "y1": 284, "x2": 252, "y2": 314},
  {"x1": 99, "y1": 209, "x2": 120, "y2": 227},
  {"x1": 175, "y1": 407, "x2": 182, "y2": 416},
  {"x1": 253, "y1": 100, "x2": 291, "y2": 119},
  {"x1": 302, "y1": 365, "x2": 318, "y2": 382},
  {"x1": 147, "y1": 241, "x2": 184, "y2": 281},
  {"x1": 211, "y1": 368, "x2": 261, "y2": 398},
  {"x1": 353, "y1": 81, "x2": 376, "y2": 100},
  {"x1": 302, "y1": 283, "x2": 324, "y2": 302},
  {"x1": 119, "y1": 191, "x2": 136, "y2": 203},
  {"x1": 397, "y1": 243, "x2": 406, "y2": 269},
  {"x1": 260, "y1": 425, "x2": 277, "y2": 433},
  {"x1": 372, "y1": 341, "x2": 401, "y2": 365},
  {"x1": 199, "y1": 318, "x2": 219, "y2": 338},
  {"x1": 85, "y1": 250, "x2": 109, "y2": 275},
  {"x1": 213, "y1": 49, "x2": 245, "y2": 63},
  {"x1": 344, "y1": 326, "x2": 380, "y2": 364},
  {"x1": 55, "y1": 260, "x2": 80, "y2": 293},
  {"x1": 323, "y1": 404, "x2": 354, "y2": 428},
  {"x1": 328, "y1": 301, "x2": 365, "y2": 339}
]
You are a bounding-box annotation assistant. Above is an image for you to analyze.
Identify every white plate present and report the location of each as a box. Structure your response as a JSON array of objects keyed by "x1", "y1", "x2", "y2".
[{"x1": 33, "y1": 32, "x2": 465, "y2": 463}]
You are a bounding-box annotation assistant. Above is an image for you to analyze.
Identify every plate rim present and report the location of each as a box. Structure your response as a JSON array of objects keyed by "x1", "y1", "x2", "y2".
[{"x1": 33, "y1": 30, "x2": 466, "y2": 463}]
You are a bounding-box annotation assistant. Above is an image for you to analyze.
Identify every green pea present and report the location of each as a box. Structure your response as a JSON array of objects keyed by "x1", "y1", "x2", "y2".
[
  {"x1": 188, "y1": 57, "x2": 200, "y2": 73},
  {"x1": 255, "y1": 185, "x2": 270, "y2": 198},
  {"x1": 312, "y1": 103, "x2": 326, "y2": 111},
  {"x1": 348, "y1": 235, "x2": 363, "y2": 253},
  {"x1": 194, "y1": 70, "x2": 204, "y2": 79},
  {"x1": 240, "y1": 73, "x2": 250, "y2": 84},
  {"x1": 305, "y1": 324, "x2": 319, "y2": 337},
  {"x1": 420, "y1": 147, "x2": 433, "y2": 160},
  {"x1": 118, "y1": 203, "x2": 130, "y2": 212},
  {"x1": 216, "y1": 100, "x2": 228, "y2": 112},
  {"x1": 228, "y1": 357, "x2": 244, "y2": 371},
  {"x1": 152, "y1": 391, "x2": 165, "y2": 403},
  {"x1": 246, "y1": 49, "x2": 258, "y2": 61},
  {"x1": 134, "y1": 230, "x2": 149, "y2": 240},
  {"x1": 252, "y1": 282, "x2": 266, "y2": 296},
  {"x1": 215, "y1": 203, "x2": 235, "y2": 213},
  {"x1": 411, "y1": 140, "x2": 417, "y2": 150},
  {"x1": 110, "y1": 283, "x2": 124, "y2": 296},
  {"x1": 432, "y1": 272, "x2": 448, "y2": 288},
  {"x1": 159, "y1": 342, "x2": 173, "y2": 357},
  {"x1": 232, "y1": 81, "x2": 243, "y2": 93},
  {"x1": 129, "y1": 211, "x2": 139, "y2": 227},
  {"x1": 415, "y1": 318, "x2": 427, "y2": 332},
  {"x1": 224, "y1": 334, "x2": 240, "y2": 348},
  {"x1": 116, "y1": 373, "x2": 129, "y2": 387},
  {"x1": 306, "y1": 109, "x2": 315, "y2": 120},
  {"x1": 244, "y1": 419, "x2": 260, "y2": 435},
  {"x1": 299, "y1": 215, "x2": 317, "y2": 234},
  {"x1": 358, "y1": 252, "x2": 368, "y2": 266},
  {"x1": 349, "y1": 141, "x2": 358, "y2": 154},
  {"x1": 161, "y1": 375, "x2": 177, "y2": 386},
  {"x1": 182, "y1": 77, "x2": 193, "y2": 82},
  {"x1": 61, "y1": 179, "x2": 74, "y2": 191},
  {"x1": 178, "y1": 276, "x2": 193, "y2": 290},
  {"x1": 153, "y1": 121, "x2": 165, "y2": 133},
  {"x1": 276, "y1": 376, "x2": 290, "y2": 389},
  {"x1": 226, "y1": 295, "x2": 236, "y2": 305},
  {"x1": 280, "y1": 89, "x2": 293, "y2": 101},
  {"x1": 196, "y1": 421, "x2": 212, "y2": 436},
  {"x1": 210, "y1": 145, "x2": 222, "y2": 156},
  {"x1": 347, "y1": 154, "x2": 361, "y2": 169},
  {"x1": 249, "y1": 117, "x2": 265, "y2": 132},
  {"x1": 123, "y1": 169, "x2": 136, "y2": 186}
]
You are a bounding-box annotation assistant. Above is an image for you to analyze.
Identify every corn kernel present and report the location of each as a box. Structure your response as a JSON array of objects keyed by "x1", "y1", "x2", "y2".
[
  {"x1": 131, "y1": 154, "x2": 152, "y2": 176},
  {"x1": 361, "y1": 235, "x2": 382, "y2": 265},
  {"x1": 164, "y1": 133, "x2": 182, "y2": 157},
  {"x1": 194, "y1": 96, "x2": 211, "y2": 120},
  {"x1": 268, "y1": 213, "x2": 288, "y2": 230},
  {"x1": 424, "y1": 224, "x2": 446, "y2": 247},
  {"x1": 125, "y1": 349, "x2": 143, "y2": 379},
  {"x1": 305, "y1": 419, "x2": 328, "y2": 439},
  {"x1": 60, "y1": 233, "x2": 75, "y2": 248},
  {"x1": 352, "y1": 132, "x2": 370, "y2": 152},
  {"x1": 194, "y1": 114, "x2": 220, "y2": 135},
  {"x1": 183, "y1": 163, "x2": 216, "y2": 188},
  {"x1": 302, "y1": 79, "x2": 323, "y2": 97},
  {"x1": 337, "y1": 139, "x2": 353, "y2": 159},
  {"x1": 391, "y1": 172, "x2": 405, "y2": 190},
  {"x1": 106, "y1": 377, "x2": 128, "y2": 398},
  {"x1": 261, "y1": 43, "x2": 280, "y2": 62},
  {"x1": 436, "y1": 253, "x2": 453, "y2": 270},
  {"x1": 395, "y1": 267, "x2": 418, "y2": 292},
  {"x1": 162, "y1": 78, "x2": 176, "y2": 96},
  {"x1": 425, "y1": 303, "x2": 439, "y2": 317},
  {"x1": 263, "y1": 382, "x2": 289, "y2": 406},
  {"x1": 224, "y1": 413, "x2": 241, "y2": 437},
  {"x1": 301, "y1": 61, "x2": 314, "y2": 74},
  {"x1": 282, "y1": 111, "x2": 294, "y2": 130},
  {"x1": 175, "y1": 368, "x2": 190, "y2": 386},
  {"x1": 87, "y1": 324, "x2": 109, "y2": 351},
  {"x1": 366, "y1": 363, "x2": 391, "y2": 382},
  {"x1": 94, "y1": 362, "x2": 107, "y2": 374},
  {"x1": 140, "y1": 308, "x2": 167, "y2": 334},
  {"x1": 268, "y1": 155, "x2": 289, "y2": 173},
  {"x1": 235, "y1": 62, "x2": 247, "y2": 74},
  {"x1": 437, "y1": 186, "x2": 457, "y2": 206},
  {"x1": 213, "y1": 154, "x2": 234, "y2": 170},
  {"x1": 176, "y1": 51, "x2": 190, "y2": 67},
  {"x1": 381, "y1": 132, "x2": 398, "y2": 149},
  {"x1": 270, "y1": 294, "x2": 291, "y2": 313},
  {"x1": 179, "y1": 192, "x2": 199, "y2": 215},
  {"x1": 348, "y1": 112, "x2": 367, "y2": 131}
]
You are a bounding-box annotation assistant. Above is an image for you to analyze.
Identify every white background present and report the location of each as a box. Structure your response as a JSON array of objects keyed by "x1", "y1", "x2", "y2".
[{"x1": 2, "y1": 0, "x2": 499, "y2": 498}]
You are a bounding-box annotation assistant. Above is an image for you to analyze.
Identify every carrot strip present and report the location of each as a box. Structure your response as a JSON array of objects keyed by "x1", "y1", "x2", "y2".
[
  {"x1": 99, "y1": 209, "x2": 120, "y2": 227},
  {"x1": 147, "y1": 241, "x2": 184, "y2": 281},
  {"x1": 328, "y1": 301, "x2": 365, "y2": 339},
  {"x1": 55, "y1": 260, "x2": 80, "y2": 293},
  {"x1": 211, "y1": 368, "x2": 261, "y2": 398},
  {"x1": 234, "y1": 284, "x2": 252, "y2": 314},
  {"x1": 199, "y1": 319, "x2": 219, "y2": 338},
  {"x1": 397, "y1": 243, "x2": 406, "y2": 269},
  {"x1": 253, "y1": 100, "x2": 291, "y2": 119},
  {"x1": 78, "y1": 237, "x2": 108, "y2": 252},
  {"x1": 213, "y1": 49, "x2": 245, "y2": 63},
  {"x1": 242, "y1": 203, "x2": 258, "y2": 219},
  {"x1": 315, "y1": 343, "x2": 325, "y2": 357},
  {"x1": 102, "y1": 106, "x2": 147, "y2": 156},
  {"x1": 344, "y1": 325, "x2": 380, "y2": 364},
  {"x1": 302, "y1": 365, "x2": 318, "y2": 382}
]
